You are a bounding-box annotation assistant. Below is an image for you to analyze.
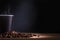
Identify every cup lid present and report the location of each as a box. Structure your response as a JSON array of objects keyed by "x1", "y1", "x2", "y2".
[{"x1": 0, "y1": 15, "x2": 14, "y2": 16}]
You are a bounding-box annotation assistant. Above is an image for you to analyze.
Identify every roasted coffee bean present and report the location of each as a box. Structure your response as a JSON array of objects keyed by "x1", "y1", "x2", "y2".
[{"x1": 0, "y1": 31, "x2": 40, "y2": 38}]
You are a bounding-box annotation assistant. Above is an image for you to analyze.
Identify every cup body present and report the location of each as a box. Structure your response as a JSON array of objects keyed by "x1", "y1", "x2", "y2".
[{"x1": 0, "y1": 15, "x2": 14, "y2": 33}]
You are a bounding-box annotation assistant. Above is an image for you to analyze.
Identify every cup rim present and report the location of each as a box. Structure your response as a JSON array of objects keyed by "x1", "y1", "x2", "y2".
[{"x1": 0, "y1": 15, "x2": 14, "y2": 16}]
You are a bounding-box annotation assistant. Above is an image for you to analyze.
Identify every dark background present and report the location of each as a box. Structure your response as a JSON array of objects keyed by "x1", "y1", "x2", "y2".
[{"x1": 0, "y1": 0, "x2": 59, "y2": 33}]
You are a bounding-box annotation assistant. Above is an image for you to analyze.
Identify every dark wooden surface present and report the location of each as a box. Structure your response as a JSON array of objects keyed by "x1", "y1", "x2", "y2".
[
  {"x1": 0, "y1": 38, "x2": 60, "y2": 40},
  {"x1": 0, "y1": 33, "x2": 60, "y2": 40}
]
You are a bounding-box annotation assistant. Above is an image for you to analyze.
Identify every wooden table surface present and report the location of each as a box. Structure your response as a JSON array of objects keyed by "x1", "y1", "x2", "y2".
[{"x1": 0, "y1": 33, "x2": 60, "y2": 40}]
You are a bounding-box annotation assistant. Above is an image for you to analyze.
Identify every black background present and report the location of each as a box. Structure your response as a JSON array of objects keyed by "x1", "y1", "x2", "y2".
[{"x1": 0, "y1": 0, "x2": 60, "y2": 33}]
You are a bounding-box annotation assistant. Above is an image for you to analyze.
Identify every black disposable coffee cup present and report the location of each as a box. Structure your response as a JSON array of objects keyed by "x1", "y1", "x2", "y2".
[{"x1": 0, "y1": 15, "x2": 14, "y2": 34}]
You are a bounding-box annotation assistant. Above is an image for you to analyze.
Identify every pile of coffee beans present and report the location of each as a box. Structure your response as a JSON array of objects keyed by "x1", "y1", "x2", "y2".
[{"x1": 0, "y1": 31, "x2": 33, "y2": 38}]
